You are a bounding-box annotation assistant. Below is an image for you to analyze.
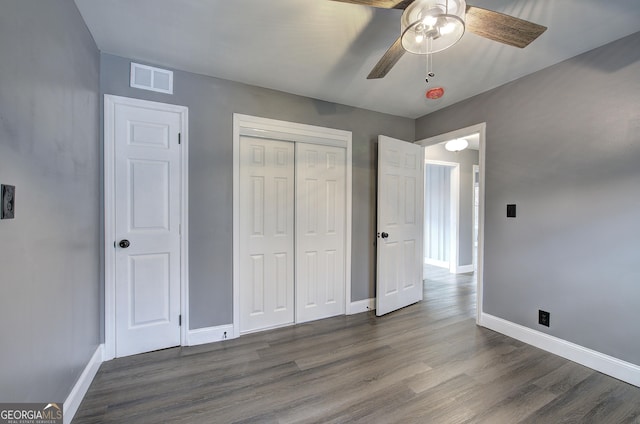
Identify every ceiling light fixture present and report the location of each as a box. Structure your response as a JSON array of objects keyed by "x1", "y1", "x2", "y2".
[
  {"x1": 444, "y1": 138, "x2": 469, "y2": 152},
  {"x1": 401, "y1": 0, "x2": 466, "y2": 84},
  {"x1": 401, "y1": 0, "x2": 466, "y2": 55}
]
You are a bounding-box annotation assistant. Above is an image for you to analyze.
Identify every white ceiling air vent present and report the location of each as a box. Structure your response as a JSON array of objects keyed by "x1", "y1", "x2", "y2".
[{"x1": 130, "y1": 62, "x2": 173, "y2": 94}]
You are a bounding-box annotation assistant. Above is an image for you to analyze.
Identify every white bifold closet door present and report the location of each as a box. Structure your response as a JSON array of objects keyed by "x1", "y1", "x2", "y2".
[
  {"x1": 239, "y1": 137, "x2": 346, "y2": 333},
  {"x1": 239, "y1": 137, "x2": 295, "y2": 333},
  {"x1": 296, "y1": 143, "x2": 346, "y2": 323}
]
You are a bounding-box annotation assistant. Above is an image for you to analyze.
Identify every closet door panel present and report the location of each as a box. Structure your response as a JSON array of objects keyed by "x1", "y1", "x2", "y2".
[
  {"x1": 296, "y1": 143, "x2": 346, "y2": 323},
  {"x1": 239, "y1": 137, "x2": 295, "y2": 333}
]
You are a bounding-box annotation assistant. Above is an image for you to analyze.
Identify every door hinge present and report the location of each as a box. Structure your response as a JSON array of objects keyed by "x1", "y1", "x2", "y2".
[
  {"x1": 178, "y1": 133, "x2": 181, "y2": 145},
  {"x1": 179, "y1": 314, "x2": 182, "y2": 326},
  {"x1": 114, "y1": 241, "x2": 116, "y2": 248}
]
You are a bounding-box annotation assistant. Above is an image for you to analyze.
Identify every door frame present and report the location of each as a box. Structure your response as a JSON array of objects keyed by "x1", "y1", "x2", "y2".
[
  {"x1": 423, "y1": 160, "x2": 460, "y2": 273},
  {"x1": 472, "y1": 164, "x2": 480, "y2": 271},
  {"x1": 416, "y1": 122, "x2": 486, "y2": 325},
  {"x1": 232, "y1": 114, "x2": 352, "y2": 338},
  {"x1": 103, "y1": 95, "x2": 189, "y2": 360}
]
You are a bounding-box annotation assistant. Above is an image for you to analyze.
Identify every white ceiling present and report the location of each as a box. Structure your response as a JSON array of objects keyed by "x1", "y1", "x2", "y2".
[{"x1": 74, "y1": 0, "x2": 640, "y2": 119}]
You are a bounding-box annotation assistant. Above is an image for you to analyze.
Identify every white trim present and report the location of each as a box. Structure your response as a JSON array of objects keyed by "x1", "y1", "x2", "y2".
[
  {"x1": 63, "y1": 344, "x2": 104, "y2": 424},
  {"x1": 345, "y1": 133, "x2": 353, "y2": 319},
  {"x1": 233, "y1": 116, "x2": 241, "y2": 339},
  {"x1": 472, "y1": 123, "x2": 487, "y2": 323},
  {"x1": 104, "y1": 96, "x2": 116, "y2": 360},
  {"x1": 233, "y1": 114, "x2": 352, "y2": 337},
  {"x1": 417, "y1": 123, "x2": 486, "y2": 324},
  {"x1": 104, "y1": 95, "x2": 189, "y2": 360},
  {"x1": 477, "y1": 125, "x2": 486, "y2": 324},
  {"x1": 180, "y1": 108, "x2": 190, "y2": 348},
  {"x1": 472, "y1": 164, "x2": 479, "y2": 272},
  {"x1": 450, "y1": 163, "x2": 460, "y2": 274},
  {"x1": 348, "y1": 298, "x2": 375, "y2": 315},
  {"x1": 456, "y1": 264, "x2": 474, "y2": 274},
  {"x1": 187, "y1": 324, "x2": 236, "y2": 346},
  {"x1": 480, "y1": 313, "x2": 640, "y2": 388}
]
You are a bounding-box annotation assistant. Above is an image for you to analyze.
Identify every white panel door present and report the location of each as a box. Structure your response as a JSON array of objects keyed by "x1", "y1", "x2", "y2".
[
  {"x1": 296, "y1": 143, "x2": 346, "y2": 323},
  {"x1": 114, "y1": 103, "x2": 182, "y2": 357},
  {"x1": 239, "y1": 137, "x2": 295, "y2": 333},
  {"x1": 376, "y1": 135, "x2": 424, "y2": 316}
]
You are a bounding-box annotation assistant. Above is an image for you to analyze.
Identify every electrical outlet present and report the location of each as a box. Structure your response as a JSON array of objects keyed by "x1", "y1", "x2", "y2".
[
  {"x1": 539, "y1": 310, "x2": 550, "y2": 327},
  {"x1": 507, "y1": 204, "x2": 516, "y2": 218},
  {"x1": 1, "y1": 184, "x2": 15, "y2": 219}
]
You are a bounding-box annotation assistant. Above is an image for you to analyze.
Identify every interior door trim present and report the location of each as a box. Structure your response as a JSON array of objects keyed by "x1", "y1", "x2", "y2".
[
  {"x1": 232, "y1": 113, "x2": 353, "y2": 338},
  {"x1": 416, "y1": 122, "x2": 486, "y2": 325},
  {"x1": 104, "y1": 94, "x2": 189, "y2": 360}
]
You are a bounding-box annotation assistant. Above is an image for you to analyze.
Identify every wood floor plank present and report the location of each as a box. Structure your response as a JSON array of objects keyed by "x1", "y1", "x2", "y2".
[
  {"x1": 72, "y1": 266, "x2": 640, "y2": 423},
  {"x1": 520, "y1": 372, "x2": 638, "y2": 423},
  {"x1": 465, "y1": 383, "x2": 557, "y2": 424}
]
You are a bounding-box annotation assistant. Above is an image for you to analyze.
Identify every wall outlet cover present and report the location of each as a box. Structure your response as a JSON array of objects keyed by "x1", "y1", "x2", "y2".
[
  {"x1": 539, "y1": 310, "x2": 550, "y2": 327},
  {"x1": 1, "y1": 184, "x2": 15, "y2": 219}
]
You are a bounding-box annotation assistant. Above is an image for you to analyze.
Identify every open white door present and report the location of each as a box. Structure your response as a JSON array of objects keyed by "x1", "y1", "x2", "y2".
[{"x1": 376, "y1": 135, "x2": 424, "y2": 316}]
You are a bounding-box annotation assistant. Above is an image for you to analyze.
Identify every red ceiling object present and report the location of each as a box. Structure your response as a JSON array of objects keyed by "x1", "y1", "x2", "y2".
[{"x1": 426, "y1": 87, "x2": 445, "y2": 99}]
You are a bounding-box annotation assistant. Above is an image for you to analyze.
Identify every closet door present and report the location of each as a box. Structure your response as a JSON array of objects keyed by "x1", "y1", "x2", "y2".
[
  {"x1": 239, "y1": 137, "x2": 295, "y2": 333},
  {"x1": 296, "y1": 143, "x2": 346, "y2": 323}
]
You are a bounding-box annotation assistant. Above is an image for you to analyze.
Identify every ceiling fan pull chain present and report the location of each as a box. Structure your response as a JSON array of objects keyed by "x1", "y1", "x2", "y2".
[{"x1": 426, "y1": 38, "x2": 435, "y2": 83}]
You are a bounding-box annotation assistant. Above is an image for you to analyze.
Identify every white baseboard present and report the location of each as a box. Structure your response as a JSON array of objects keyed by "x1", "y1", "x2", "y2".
[
  {"x1": 64, "y1": 344, "x2": 104, "y2": 424},
  {"x1": 187, "y1": 324, "x2": 235, "y2": 346},
  {"x1": 480, "y1": 313, "x2": 640, "y2": 388},
  {"x1": 456, "y1": 264, "x2": 474, "y2": 274},
  {"x1": 347, "y1": 298, "x2": 375, "y2": 315}
]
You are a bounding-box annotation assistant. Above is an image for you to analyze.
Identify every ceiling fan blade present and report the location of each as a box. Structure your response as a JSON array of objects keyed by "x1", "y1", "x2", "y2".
[
  {"x1": 330, "y1": 0, "x2": 414, "y2": 10},
  {"x1": 367, "y1": 36, "x2": 405, "y2": 79},
  {"x1": 465, "y1": 5, "x2": 547, "y2": 48}
]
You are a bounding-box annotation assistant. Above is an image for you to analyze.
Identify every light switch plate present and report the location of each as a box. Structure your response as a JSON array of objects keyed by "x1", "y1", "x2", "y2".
[{"x1": 1, "y1": 184, "x2": 15, "y2": 219}]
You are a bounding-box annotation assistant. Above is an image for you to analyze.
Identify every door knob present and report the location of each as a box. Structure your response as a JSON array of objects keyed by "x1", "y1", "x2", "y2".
[
  {"x1": 381, "y1": 232, "x2": 389, "y2": 239},
  {"x1": 119, "y1": 239, "x2": 130, "y2": 248}
]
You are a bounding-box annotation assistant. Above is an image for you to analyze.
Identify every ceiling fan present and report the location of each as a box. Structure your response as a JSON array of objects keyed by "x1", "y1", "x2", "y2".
[{"x1": 331, "y1": 0, "x2": 547, "y2": 79}]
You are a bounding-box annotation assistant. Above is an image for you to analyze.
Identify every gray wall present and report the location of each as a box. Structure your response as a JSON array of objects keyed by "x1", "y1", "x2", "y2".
[
  {"x1": 0, "y1": 0, "x2": 100, "y2": 402},
  {"x1": 416, "y1": 32, "x2": 640, "y2": 365},
  {"x1": 100, "y1": 53, "x2": 415, "y2": 329},
  {"x1": 424, "y1": 144, "x2": 479, "y2": 267}
]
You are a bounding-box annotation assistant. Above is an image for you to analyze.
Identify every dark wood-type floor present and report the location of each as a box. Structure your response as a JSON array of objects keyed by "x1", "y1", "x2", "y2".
[{"x1": 73, "y1": 268, "x2": 640, "y2": 423}]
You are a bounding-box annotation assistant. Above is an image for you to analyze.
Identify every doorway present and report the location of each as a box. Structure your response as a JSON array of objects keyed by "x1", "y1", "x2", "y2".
[{"x1": 417, "y1": 123, "x2": 485, "y2": 324}]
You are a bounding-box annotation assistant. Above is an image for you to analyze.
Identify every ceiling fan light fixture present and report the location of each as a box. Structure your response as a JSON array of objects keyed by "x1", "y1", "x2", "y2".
[
  {"x1": 439, "y1": 21, "x2": 457, "y2": 35},
  {"x1": 444, "y1": 138, "x2": 469, "y2": 152},
  {"x1": 401, "y1": 0, "x2": 466, "y2": 54},
  {"x1": 422, "y1": 13, "x2": 439, "y2": 27}
]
